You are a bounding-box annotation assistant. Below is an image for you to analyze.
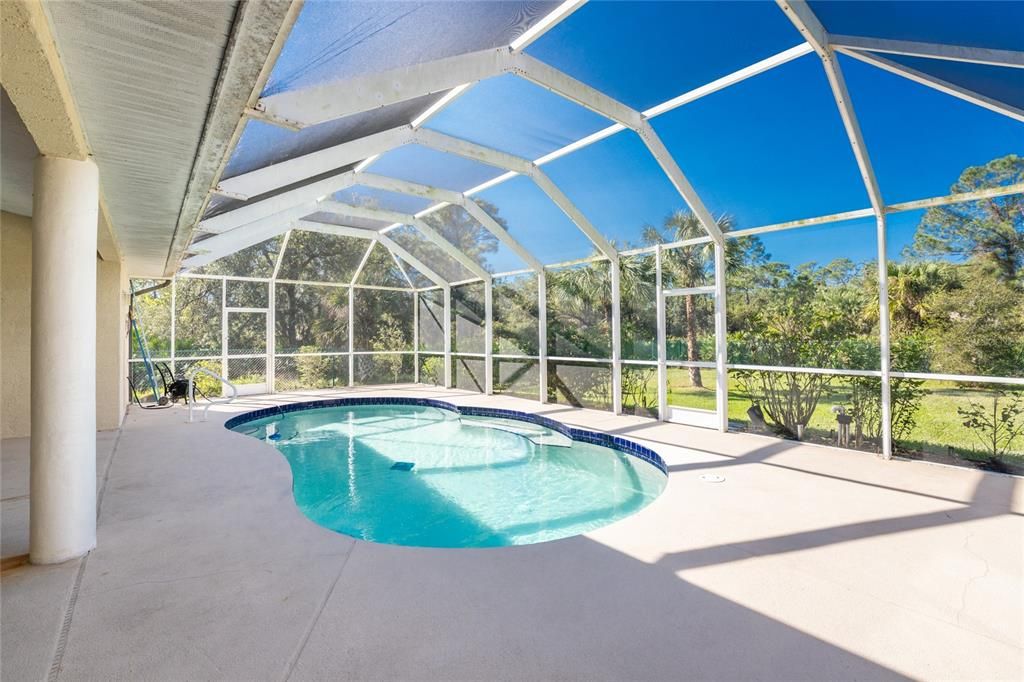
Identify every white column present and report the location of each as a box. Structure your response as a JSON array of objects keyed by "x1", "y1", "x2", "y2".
[
  {"x1": 876, "y1": 214, "x2": 893, "y2": 458},
  {"x1": 484, "y1": 279, "x2": 493, "y2": 394},
  {"x1": 656, "y1": 246, "x2": 668, "y2": 421},
  {"x1": 443, "y1": 285, "x2": 452, "y2": 388},
  {"x1": 537, "y1": 271, "x2": 548, "y2": 403},
  {"x1": 610, "y1": 257, "x2": 622, "y2": 414},
  {"x1": 413, "y1": 291, "x2": 420, "y2": 384},
  {"x1": 714, "y1": 242, "x2": 729, "y2": 432},
  {"x1": 347, "y1": 286, "x2": 355, "y2": 387},
  {"x1": 30, "y1": 156, "x2": 99, "y2": 564},
  {"x1": 267, "y1": 282, "x2": 276, "y2": 392}
]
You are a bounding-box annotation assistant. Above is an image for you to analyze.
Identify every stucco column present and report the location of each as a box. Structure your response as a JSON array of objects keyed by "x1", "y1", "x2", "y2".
[{"x1": 30, "y1": 155, "x2": 99, "y2": 564}]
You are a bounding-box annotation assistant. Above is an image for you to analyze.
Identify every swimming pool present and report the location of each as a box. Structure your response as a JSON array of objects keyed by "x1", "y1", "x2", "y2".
[{"x1": 227, "y1": 399, "x2": 666, "y2": 548}]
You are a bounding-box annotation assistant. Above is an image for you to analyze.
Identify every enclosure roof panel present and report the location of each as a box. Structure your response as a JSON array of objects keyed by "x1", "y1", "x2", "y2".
[
  {"x1": 263, "y1": 0, "x2": 558, "y2": 95},
  {"x1": 423, "y1": 74, "x2": 612, "y2": 160},
  {"x1": 808, "y1": 0, "x2": 1024, "y2": 51}
]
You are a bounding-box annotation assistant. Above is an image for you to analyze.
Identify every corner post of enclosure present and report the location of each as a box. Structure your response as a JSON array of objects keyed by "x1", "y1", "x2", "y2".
[
  {"x1": 443, "y1": 285, "x2": 453, "y2": 388},
  {"x1": 347, "y1": 286, "x2": 355, "y2": 387},
  {"x1": 876, "y1": 214, "x2": 893, "y2": 458},
  {"x1": 484, "y1": 279, "x2": 494, "y2": 394},
  {"x1": 413, "y1": 290, "x2": 420, "y2": 384},
  {"x1": 611, "y1": 255, "x2": 623, "y2": 414},
  {"x1": 656, "y1": 246, "x2": 668, "y2": 421},
  {"x1": 714, "y1": 242, "x2": 728, "y2": 432},
  {"x1": 267, "y1": 281, "x2": 276, "y2": 392},
  {"x1": 170, "y1": 278, "x2": 177, "y2": 375},
  {"x1": 29, "y1": 155, "x2": 99, "y2": 564},
  {"x1": 538, "y1": 270, "x2": 549, "y2": 403},
  {"x1": 221, "y1": 279, "x2": 228, "y2": 383}
]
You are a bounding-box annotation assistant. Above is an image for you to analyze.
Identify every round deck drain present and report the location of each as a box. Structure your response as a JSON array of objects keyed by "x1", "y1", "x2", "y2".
[{"x1": 699, "y1": 474, "x2": 725, "y2": 483}]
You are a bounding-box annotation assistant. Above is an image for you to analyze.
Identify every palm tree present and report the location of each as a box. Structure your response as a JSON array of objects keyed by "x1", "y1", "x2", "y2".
[
  {"x1": 643, "y1": 211, "x2": 733, "y2": 388},
  {"x1": 881, "y1": 262, "x2": 959, "y2": 334},
  {"x1": 546, "y1": 254, "x2": 652, "y2": 357}
]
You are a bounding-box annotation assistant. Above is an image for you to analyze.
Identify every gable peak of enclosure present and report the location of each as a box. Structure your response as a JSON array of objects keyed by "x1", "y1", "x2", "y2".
[{"x1": 144, "y1": 0, "x2": 1024, "y2": 466}]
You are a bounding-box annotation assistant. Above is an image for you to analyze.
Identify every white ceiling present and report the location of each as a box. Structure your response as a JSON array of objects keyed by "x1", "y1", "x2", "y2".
[{"x1": 44, "y1": 0, "x2": 239, "y2": 273}]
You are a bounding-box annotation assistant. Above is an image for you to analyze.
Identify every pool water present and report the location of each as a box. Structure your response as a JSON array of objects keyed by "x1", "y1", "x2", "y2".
[{"x1": 231, "y1": 404, "x2": 666, "y2": 547}]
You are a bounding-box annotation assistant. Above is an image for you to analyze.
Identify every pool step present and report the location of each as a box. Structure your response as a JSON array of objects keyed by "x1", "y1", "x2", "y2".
[{"x1": 459, "y1": 415, "x2": 573, "y2": 448}]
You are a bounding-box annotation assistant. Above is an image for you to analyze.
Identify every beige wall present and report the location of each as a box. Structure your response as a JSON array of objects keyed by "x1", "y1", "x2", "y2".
[
  {"x1": 1, "y1": 211, "x2": 33, "y2": 438},
  {"x1": 96, "y1": 257, "x2": 128, "y2": 430},
  {"x1": 0, "y1": 210, "x2": 127, "y2": 438}
]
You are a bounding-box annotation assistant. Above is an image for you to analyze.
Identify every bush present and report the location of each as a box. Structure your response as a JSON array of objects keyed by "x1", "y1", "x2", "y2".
[{"x1": 296, "y1": 346, "x2": 333, "y2": 388}]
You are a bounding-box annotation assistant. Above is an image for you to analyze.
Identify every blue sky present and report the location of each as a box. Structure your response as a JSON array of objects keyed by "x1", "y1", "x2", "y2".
[{"x1": 240, "y1": 0, "x2": 1024, "y2": 273}]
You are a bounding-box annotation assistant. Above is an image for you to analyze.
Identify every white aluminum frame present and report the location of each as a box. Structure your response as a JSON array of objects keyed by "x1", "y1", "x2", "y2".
[{"x1": 161, "y1": 2, "x2": 1024, "y2": 457}]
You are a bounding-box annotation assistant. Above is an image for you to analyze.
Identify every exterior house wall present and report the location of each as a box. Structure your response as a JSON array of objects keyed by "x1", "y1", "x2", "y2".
[
  {"x1": 1, "y1": 211, "x2": 33, "y2": 438},
  {"x1": 1, "y1": 209, "x2": 127, "y2": 438}
]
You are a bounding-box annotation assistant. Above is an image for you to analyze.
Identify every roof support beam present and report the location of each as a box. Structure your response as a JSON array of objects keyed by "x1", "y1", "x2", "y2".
[
  {"x1": 354, "y1": 172, "x2": 464, "y2": 205},
  {"x1": 511, "y1": 52, "x2": 643, "y2": 128},
  {"x1": 216, "y1": 125, "x2": 413, "y2": 200},
  {"x1": 836, "y1": 48, "x2": 1024, "y2": 123},
  {"x1": 199, "y1": 171, "x2": 355, "y2": 233},
  {"x1": 411, "y1": 128, "x2": 535, "y2": 175},
  {"x1": 181, "y1": 214, "x2": 295, "y2": 269},
  {"x1": 829, "y1": 34, "x2": 1024, "y2": 69},
  {"x1": 255, "y1": 47, "x2": 514, "y2": 128},
  {"x1": 319, "y1": 200, "x2": 491, "y2": 282},
  {"x1": 197, "y1": 199, "x2": 319, "y2": 237},
  {"x1": 776, "y1": 0, "x2": 884, "y2": 213}
]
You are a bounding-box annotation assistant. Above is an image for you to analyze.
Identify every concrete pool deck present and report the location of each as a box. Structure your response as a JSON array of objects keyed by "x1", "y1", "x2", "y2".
[{"x1": 2, "y1": 384, "x2": 1022, "y2": 680}]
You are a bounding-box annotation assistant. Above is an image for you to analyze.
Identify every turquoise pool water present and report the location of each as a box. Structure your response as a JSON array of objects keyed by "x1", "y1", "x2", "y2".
[{"x1": 230, "y1": 403, "x2": 666, "y2": 547}]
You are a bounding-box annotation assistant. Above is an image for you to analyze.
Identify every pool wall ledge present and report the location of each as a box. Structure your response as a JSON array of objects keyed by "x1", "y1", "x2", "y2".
[{"x1": 224, "y1": 397, "x2": 668, "y2": 474}]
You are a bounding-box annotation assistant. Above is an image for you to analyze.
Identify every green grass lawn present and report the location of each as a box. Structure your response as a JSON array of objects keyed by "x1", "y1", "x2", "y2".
[{"x1": 649, "y1": 368, "x2": 1024, "y2": 464}]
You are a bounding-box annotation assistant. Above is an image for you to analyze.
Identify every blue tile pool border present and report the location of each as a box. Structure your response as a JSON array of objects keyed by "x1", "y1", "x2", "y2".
[{"x1": 224, "y1": 397, "x2": 667, "y2": 474}]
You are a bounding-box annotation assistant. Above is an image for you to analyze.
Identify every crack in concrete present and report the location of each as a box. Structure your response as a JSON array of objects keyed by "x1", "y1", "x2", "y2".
[
  {"x1": 83, "y1": 565, "x2": 276, "y2": 598},
  {"x1": 954, "y1": 531, "x2": 991, "y2": 630}
]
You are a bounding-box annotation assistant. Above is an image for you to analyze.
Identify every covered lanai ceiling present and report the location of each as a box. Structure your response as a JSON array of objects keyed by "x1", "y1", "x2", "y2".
[
  {"x1": 1, "y1": 0, "x2": 302, "y2": 274},
  {"x1": 180, "y1": 0, "x2": 1024, "y2": 286}
]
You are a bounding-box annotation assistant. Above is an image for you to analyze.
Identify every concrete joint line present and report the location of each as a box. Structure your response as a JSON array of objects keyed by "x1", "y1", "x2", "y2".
[
  {"x1": 47, "y1": 425, "x2": 126, "y2": 681},
  {"x1": 47, "y1": 556, "x2": 88, "y2": 682},
  {"x1": 281, "y1": 540, "x2": 359, "y2": 681}
]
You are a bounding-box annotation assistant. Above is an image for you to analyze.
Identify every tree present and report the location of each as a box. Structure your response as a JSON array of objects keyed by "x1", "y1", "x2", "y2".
[
  {"x1": 922, "y1": 265, "x2": 1024, "y2": 377},
  {"x1": 642, "y1": 210, "x2": 733, "y2": 387},
  {"x1": 906, "y1": 154, "x2": 1024, "y2": 283}
]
